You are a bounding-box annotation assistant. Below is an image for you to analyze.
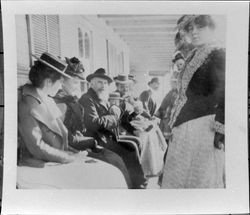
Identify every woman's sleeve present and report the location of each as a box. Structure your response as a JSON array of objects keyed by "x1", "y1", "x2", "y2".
[
  {"x1": 212, "y1": 49, "x2": 225, "y2": 135},
  {"x1": 139, "y1": 90, "x2": 151, "y2": 115},
  {"x1": 19, "y1": 108, "x2": 74, "y2": 164}
]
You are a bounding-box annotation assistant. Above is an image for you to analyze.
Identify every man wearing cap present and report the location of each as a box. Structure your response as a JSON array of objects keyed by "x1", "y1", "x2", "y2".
[
  {"x1": 79, "y1": 69, "x2": 147, "y2": 189},
  {"x1": 115, "y1": 74, "x2": 167, "y2": 177},
  {"x1": 114, "y1": 74, "x2": 140, "y2": 134}
]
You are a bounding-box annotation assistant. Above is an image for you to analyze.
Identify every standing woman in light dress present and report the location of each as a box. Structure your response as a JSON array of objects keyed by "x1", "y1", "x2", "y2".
[{"x1": 161, "y1": 15, "x2": 225, "y2": 188}]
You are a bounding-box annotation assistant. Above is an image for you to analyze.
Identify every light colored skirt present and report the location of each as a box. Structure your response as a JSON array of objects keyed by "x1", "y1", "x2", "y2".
[
  {"x1": 161, "y1": 115, "x2": 225, "y2": 188},
  {"x1": 134, "y1": 123, "x2": 168, "y2": 177},
  {"x1": 17, "y1": 158, "x2": 127, "y2": 189}
]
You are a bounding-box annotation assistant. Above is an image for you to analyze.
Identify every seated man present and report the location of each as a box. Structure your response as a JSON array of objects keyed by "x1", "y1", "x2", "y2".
[
  {"x1": 53, "y1": 57, "x2": 132, "y2": 188},
  {"x1": 114, "y1": 74, "x2": 167, "y2": 177},
  {"x1": 108, "y1": 91, "x2": 150, "y2": 157},
  {"x1": 79, "y1": 68, "x2": 147, "y2": 189}
]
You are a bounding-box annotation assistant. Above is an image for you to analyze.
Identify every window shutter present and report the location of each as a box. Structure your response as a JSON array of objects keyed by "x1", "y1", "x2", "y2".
[
  {"x1": 107, "y1": 41, "x2": 124, "y2": 76},
  {"x1": 30, "y1": 15, "x2": 48, "y2": 56},
  {"x1": 47, "y1": 15, "x2": 61, "y2": 57},
  {"x1": 30, "y1": 15, "x2": 61, "y2": 58},
  {"x1": 78, "y1": 28, "x2": 84, "y2": 58},
  {"x1": 84, "y1": 33, "x2": 90, "y2": 59}
]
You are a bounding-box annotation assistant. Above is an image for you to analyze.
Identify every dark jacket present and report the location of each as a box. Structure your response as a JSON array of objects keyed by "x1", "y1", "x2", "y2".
[
  {"x1": 118, "y1": 96, "x2": 137, "y2": 135},
  {"x1": 156, "y1": 89, "x2": 178, "y2": 137},
  {"x1": 114, "y1": 91, "x2": 151, "y2": 135},
  {"x1": 53, "y1": 89, "x2": 96, "y2": 149},
  {"x1": 79, "y1": 88, "x2": 119, "y2": 146},
  {"x1": 174, "y1": 48, "x2": 225, "y2": 128},
  {"x1": 139, "y1": 89, "x2": 157, "y2": 117},
  {"x1": 54, "y1": 90, "x2": 85, "y2": 131},
  {"x1": 156, "y1": 89, "x2": 178, "y2": 120}
]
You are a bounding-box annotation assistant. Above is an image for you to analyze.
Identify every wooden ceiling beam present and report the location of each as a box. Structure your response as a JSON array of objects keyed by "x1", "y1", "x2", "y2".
[
  {"x1": 125, "y1": 37, "x2": 174, "y2": 41},
  {"x1": 130, "y1": 47, "x2": 174, "y2": 51},
  {"x1": 129, "y1": 47, "x2": 174, "y2": 51},
  {"x1": 127, "y1": 41, "x2": 174, "y2": 46},
  {"x1": 106, "y1": 21, "x2": 177, "y2": 28},
  {"x1": 114, "y1": 26, "x2": 175, "y2": 33},
  {"x1": 118, "y1": 32, "x2": 176, "y2": 36},
  {"x1": 98, "y1": 14, "x2": 181, "y2": 20},
  {"x1": 121, "y1": 36, "x2": 175, "y2": 42}
]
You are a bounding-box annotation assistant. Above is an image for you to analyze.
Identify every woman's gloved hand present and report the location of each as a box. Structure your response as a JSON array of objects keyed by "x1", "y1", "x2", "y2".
[{"x1": 214, "y1": 132, "x2": 225, "y2": 150}]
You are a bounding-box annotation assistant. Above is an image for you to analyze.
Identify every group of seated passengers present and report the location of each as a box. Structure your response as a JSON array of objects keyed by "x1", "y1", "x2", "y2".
[{"x1": 18, "y1": 52, "x2": 167, "y2": 189}]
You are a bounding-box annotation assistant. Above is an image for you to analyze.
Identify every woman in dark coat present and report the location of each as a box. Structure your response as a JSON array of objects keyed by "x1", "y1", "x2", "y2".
[
  {"x1": 156, "y1": 52, "x2": 185, "y2": 141},
  {"x1": 161, "y1": 15, "x2": 225, "y2": 188},
  {"x1": 53, "y1": 57, "x2": 132, "y2": 188}
]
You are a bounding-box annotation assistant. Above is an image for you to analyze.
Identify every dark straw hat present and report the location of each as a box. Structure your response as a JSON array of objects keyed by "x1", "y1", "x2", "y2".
[
  {"x1": 86, "y1": 68, "x2": 113, "y2": 83},
  {"x1": 148, "y1": 77, "x2": 159, "y2": 85},
  {"x1": 65, "y1": 57, "x2": 85, "y2": 81},
  {"x1": 114, "y1": 74, "x2": 132, "y2": 84},
  {"x1": 31, "y1": 52, "x2": 72, "y2": 79}
]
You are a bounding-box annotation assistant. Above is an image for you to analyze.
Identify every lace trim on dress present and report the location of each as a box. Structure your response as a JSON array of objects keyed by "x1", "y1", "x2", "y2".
[
  {"x1": 212, "y1": 121, "x2": 225, "y2": 135},
  {"x1": 168, "y1": 44, "x2": 221, "y2": 128}
]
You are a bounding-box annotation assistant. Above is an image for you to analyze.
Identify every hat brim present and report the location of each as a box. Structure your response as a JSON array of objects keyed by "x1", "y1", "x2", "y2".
[
  {"x1": 174, "y1": 15, "x2": 196, "y2": 32},
  {"x1": 109, "y1": 97, "x2": 123, "y2": 100},
  {"x1": 65, "y1": 72, "x2": 86, "y2": 82},
  {"x1": 115, "y1": 79, "x2": 132, "y2": 84},
  {"x1": 86, "y1": 73, "x2": 113, "y2": 83},
  {"x1": 31, "y1": 54, "x2": 72, "y2": 79},
  {"x1": 172, "y1": 56, "x2": 185, "y2": 63},
  {"x1": 148, "y1": 81, "x2": 160, "y2": 85},
  {"x1": 72, "y1": 75, "x2": 86, "y2": 82}
]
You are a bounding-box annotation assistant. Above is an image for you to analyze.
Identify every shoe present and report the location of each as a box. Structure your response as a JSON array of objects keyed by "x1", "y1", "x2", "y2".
[
  {"x1": 145, "y1": 125, "x2": 153, "y2": 132},
  {"x1": 131, "y1": 184, "x2": 147, "y2": 189}
]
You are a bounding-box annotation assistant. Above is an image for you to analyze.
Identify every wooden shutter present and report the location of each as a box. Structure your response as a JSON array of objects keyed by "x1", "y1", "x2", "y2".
[
  {"x1": 84, "y1": 32, "x2": 90, "y2": 59},
  {"x1": 47, "y1": 15, "x2": 61, "y2": 57},
  {"x1": 107, "y1": 41, "x2": 125, "y2": 76},
  {"x1": 78, "y1": 28, "x2": 84, "y2": 58},
  {"x1": 30, "y1": 15, "x2": 48, "y2": 56},
  {"x1": 30, "y1": 15, "x2": 61, "y2": 58}
]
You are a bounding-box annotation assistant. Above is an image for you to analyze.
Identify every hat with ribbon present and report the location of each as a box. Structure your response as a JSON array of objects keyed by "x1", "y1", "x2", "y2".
[
  {"x1": 128, "y1": 74, "x2": 137, "y2": 83},
  {"x1": 31, "y1": 52, "x2": 72, "y2": 79},
  {"x1": 109, "y1": 92, "x2": 123, "y2": 100},
  {"x1": 113, "y1": 74, "x2": 132, "y2": 84},
  {"x1": 65, "y1": 57, "x2": 85, "y2": 81},
  {"x1": 86, "y1": 68, "x2": 113, "y2": 83}
]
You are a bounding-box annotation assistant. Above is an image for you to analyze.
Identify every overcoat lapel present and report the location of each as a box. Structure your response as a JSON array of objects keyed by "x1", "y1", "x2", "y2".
[
  {"x1": 22, "y1": 84, "x2": 64, "y2": 138},
  {"x1": 99, "y1": 100, "x2": 109, "y2": 111},
  {"x1": 31, "y1": 104, "x2": 63, "y2": 138}
]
